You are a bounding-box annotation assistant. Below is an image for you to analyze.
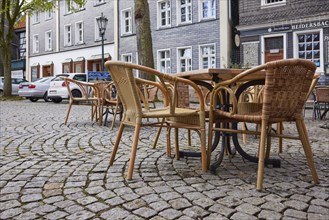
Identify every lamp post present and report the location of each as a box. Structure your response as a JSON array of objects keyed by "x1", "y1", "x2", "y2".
[{"x1": 96, "y1": 13, "x2": 108, "y2": 72}]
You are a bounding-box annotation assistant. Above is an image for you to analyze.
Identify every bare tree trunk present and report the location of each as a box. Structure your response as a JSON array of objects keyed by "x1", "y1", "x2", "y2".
[
  {"x1": 2, "y1": 43, "x2": 12, "y2": 96},
  {"x1": 134, "y1": 0, "x2": 154, "y2": 80}
]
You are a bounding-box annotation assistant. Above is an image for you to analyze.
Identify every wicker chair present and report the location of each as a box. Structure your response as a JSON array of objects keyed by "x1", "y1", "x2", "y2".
[
  {"x1": 208, "y1": 59, "x2": 319, "y2": 191},
  {"x1": 63, "y1": 77, "x2": 100, "y2": 125},
  {"x1": 94, "y1": 81, "x2": 122, "y2": 128},
  {"x1": 314, "y1": 86, "x2": 329, "y2": 119},
  {"x1": 105, "y1": 61, "x2": 208, "y2": 180}
]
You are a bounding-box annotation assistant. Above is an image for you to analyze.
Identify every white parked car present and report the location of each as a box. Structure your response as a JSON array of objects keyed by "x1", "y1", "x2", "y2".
[
  {"x1": 18, "y1": 77, "x2": 54, "y2": 102},
  {"x1": 0, "y1": 76, "x2": 28, "y2": 96},
  {"x1": 47, "y1": 73, "x2": 87, "y2": 103}
]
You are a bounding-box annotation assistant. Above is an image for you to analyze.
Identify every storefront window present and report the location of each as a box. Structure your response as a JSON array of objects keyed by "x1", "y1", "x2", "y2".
[{"x1": 297, "y1": 32, "x2": 320, "y2": 67}]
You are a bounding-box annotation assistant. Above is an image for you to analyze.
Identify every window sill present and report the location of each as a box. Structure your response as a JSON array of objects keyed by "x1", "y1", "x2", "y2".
[
  {"x1": 261, "y1": 2, "x2": 286, "y2": 9},
  {"x1": 94, "y1": 2, "x2": 106, "y2": 7}
]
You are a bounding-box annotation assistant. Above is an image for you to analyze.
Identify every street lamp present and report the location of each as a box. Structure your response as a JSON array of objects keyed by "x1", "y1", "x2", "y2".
[{"x1": 96, "y1": 12, "x2": 108, "y2": 72}]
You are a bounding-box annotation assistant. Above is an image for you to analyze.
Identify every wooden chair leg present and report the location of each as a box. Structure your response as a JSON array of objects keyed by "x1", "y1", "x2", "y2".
[
  {"x1": 98, "y1": 101, "x2": 104, "y2": 126},
  {"x1": 257, "y1": 120, "x2": 268, "y2": 191},
  {"x1": 109, "y1": 122, "x2": 125, "y2": 166},
  {"x1": 207, "y1": 116, "x2": 214, "y2": 168},
  {"x1": 64, "y1": 102, "x2": 73, "y2": 125},
  {"x1": 278, "y1": 122, "x2": 283, "y2": 153},
  {"x1": 175, "y1": 128, "x2": 179, "y2": 160},
  {"x1": 127, "y1": 124, "x2": 141, "y2": 180},
  {"x1": 265, "y1": 124, "x2": 272, "y2": 159},
  {"x1": 187, "y1": 129, "x2": 191, "y2": 146},
  {"x1": 200, "y1": 127, "x2": 207, "y2": 172},
  {"x1": 242, "y1": 122, "x2": 247, "y2": 144},
  {"x1": 152, "y1": 118, "x2": 165, "y2": 149},
  {"x1": 110, "y1": 105, "x2": 118, "y2": 130},
  {"x1": 166, "y1": 126, "x2": 172, "y2": 157},
  {"x1": 296, "y1": 119, "x2": 319, "y2": 184}
]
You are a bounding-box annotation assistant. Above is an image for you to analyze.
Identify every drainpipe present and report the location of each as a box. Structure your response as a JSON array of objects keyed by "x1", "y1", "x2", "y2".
[
  {"x1": 219, "y1": 0, "x2": 232, "y2": 68},
  {"x1": 113, "y1": 0, "x2": 119, "y2": 60}
]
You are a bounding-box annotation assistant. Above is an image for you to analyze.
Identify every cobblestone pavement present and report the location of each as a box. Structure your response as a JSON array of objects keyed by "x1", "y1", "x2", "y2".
[{"x1": 1, "y1": 100, "x2": 328, "y2": 220}]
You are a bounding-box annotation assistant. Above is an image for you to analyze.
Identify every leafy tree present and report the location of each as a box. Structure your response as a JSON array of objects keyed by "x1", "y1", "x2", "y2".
[
  {"x1": 134, "y1": 0, "x2": 154, "y2": 80},
  {"x1": 0, "y1": 0, "x2": 84, "y2": 97}
]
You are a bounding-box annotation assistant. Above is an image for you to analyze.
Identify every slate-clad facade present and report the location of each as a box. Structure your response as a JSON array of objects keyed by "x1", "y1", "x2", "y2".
[{"x1": 236, "y1": 0, "x2": 329, "y2": 83}]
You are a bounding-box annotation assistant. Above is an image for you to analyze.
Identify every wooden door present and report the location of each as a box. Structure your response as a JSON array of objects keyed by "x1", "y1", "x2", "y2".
[{"x1": 264, "y1": 36, "x2": 284, "y2": 63}]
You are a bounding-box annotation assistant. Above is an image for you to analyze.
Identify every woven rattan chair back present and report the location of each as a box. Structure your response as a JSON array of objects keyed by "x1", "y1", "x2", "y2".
[
  {"x1": 262, "y1": 59, "x2": 316, "y2": 121},
  {"x1": 107, "y1": 64, "x2": 145, "y2": 126}
]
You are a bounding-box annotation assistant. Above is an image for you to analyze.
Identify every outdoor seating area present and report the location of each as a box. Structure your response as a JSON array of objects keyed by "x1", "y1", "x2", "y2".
[{"x1": 59, "y1": 58, "x2": 325, "y2": 192}]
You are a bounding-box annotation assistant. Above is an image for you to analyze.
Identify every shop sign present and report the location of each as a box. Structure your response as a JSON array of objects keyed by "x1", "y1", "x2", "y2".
[
  {"x1": 268, "y1": 26, "x2": 290, "y2": 32},
  {"x1": 291, "y1": 20, "x2": 329, "y2": 30},
  {"x1": 87, "y1": 71, "x2": 111, "y2": 82}
]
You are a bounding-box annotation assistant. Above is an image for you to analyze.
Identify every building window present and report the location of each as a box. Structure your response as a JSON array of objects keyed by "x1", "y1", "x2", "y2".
[
  {"x1": 64, "y1": 24, "x2": 72, "y2": 46},
  {"x1": 122, "y1": 53, "x2": 132, "y2": 63},
  {"x1": 121, "y1": 9, "x2": 132, "y2": 35},
  {"x1": 157, "y1": 0, "x2": 171, "y2": 28},
  {"x1": 177, "y1": 0, "x2": 192, "y2": 24},
  {"x1": 33, "y1": 34, "x2": 39, "y2": 53},
  {"x1": 94, "y1": 0, "x2": 105, "y2": 6},
  {"x1": 296, "y1": 31, "x2": 322, "y2": 68},
  {"x1": 75, "y1": 21, "x2": 84, "y2": 44},
  {"x1": 45, "y1": 31, "x2": 52, "y2": 51},
  {"x1": 177, "y1": 47, "x2": 192, "y2": 72},
  {"x1": 157, "y1": 49, "x2": 171, "y2": 73},
  {"x1": 33, "y1": 11, "x2": 40, "y2": 24},
  {"x1": 261, "y1": 0, "x2": 286, "y2": 7},
  {"x1": 199, "y1": 0, "x2": 216, "y2": 20},
  {"x1": 19, "y1": 32, "x2": 26, "y2": 59},
  {"x1": 45, "y1": 10, "x2": 53, "y2": 20},
  {"x1": 65, "y1": 0, "x2": 72, "y2": 14},
  {"x1": 199, "y1": 44, "x2": 215, "y2": 69}
]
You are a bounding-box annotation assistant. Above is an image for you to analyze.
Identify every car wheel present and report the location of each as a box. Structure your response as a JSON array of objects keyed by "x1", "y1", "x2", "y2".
[
  {"x1": 71, "y1": 89, "x2": 82, "y2": 98},
  {"x1": 43, "y1": 92, "x2": 51, "y2": 102},
  {"x1": 29, "y1": 98, "x2": 39, "y2": 102},
  {"x1": 52, "y1": 98, "x2": 62, "y2": 103},
  {"x1": 0, "y1": 90, "x2": 3, "y2": 96}
]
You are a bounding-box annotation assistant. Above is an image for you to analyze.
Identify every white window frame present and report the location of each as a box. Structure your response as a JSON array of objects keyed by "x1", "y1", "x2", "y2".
[
  {"x1": 94, "y1": 0, "x2": 105, "y2": 6},
  {"x1": 33, "y1": 34, "x2": 39, "y2": 53},
  {"x1": 121, "y1": 8, "x2": 132, "y2": 35},
  {"x1": 177, "y1": 46, "x2": 192, "y2": 72},
  {"x1": 94, "y1": 17, "x2": 102, "y2": 41},
  {"x1": 261, "y1": 33, "x2": 287, "y2": 64},
  {"x1": 64, "y1": 24, "x2": 72, "y2": 46},
  {"x1": 75, "y1": 21, "x2": 84, "y2": 45},
  {"x1": 33, "y1": 11, "x2": 40, "y2": 24},
  {"x1": 122, "y1": 53, "x2": 133, "y2": 63},
  {"x1": 199, "y1": 44, "x2": 216, "y2": 69},
  {"x1": 45, "y1": 30, "x2": 52, "y2": 51},
  {"x1": 65, "y1": 0, "x2": 73, "y2": 14},
  {"x1": 177, "y1": 0, "x2": 192, "y2": 25},
  {"x1": 199, "y1": 0, "x2": 216, "y2": 21},
  {"x1": 261, "y1": 0, "x2": 286, "y2": 8},
  {"x1": 293, "y1": 29, "x2": 324, "y2": 72},
  {"x1": 157, "y1": 49, "x2": 171, "y2": 73},
  {"x1": 45, "y1": 9, "x2": 53, "y2": 20},
  {"x1": 157, "y1": 0, "x2": 171, "y2": 29}
]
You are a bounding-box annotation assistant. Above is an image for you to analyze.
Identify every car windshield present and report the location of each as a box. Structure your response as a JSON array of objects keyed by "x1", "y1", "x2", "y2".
[{"x1": 36, "y1": 78, "x2": 50, "y2": 83}]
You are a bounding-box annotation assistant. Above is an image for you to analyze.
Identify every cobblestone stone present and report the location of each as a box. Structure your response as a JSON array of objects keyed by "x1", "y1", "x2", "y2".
[{"x1": 0, "y1": 101, "x2": 328, "y2": 219}]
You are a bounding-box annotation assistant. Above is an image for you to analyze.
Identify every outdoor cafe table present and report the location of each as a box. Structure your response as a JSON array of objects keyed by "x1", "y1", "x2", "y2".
[{"x1": 175, "y1": 68, "x2": 281, "y2": 170}]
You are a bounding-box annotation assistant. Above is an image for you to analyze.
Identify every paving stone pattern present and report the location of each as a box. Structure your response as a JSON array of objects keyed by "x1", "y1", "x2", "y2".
[{"x1": 0, "y1": 101, "x2": 328, "y2": 220}]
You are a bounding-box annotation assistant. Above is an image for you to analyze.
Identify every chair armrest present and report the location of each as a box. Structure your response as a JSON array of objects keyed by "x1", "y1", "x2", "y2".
[{"x1": 63, "y1": 77, "x2": 97, "y2": 99}]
